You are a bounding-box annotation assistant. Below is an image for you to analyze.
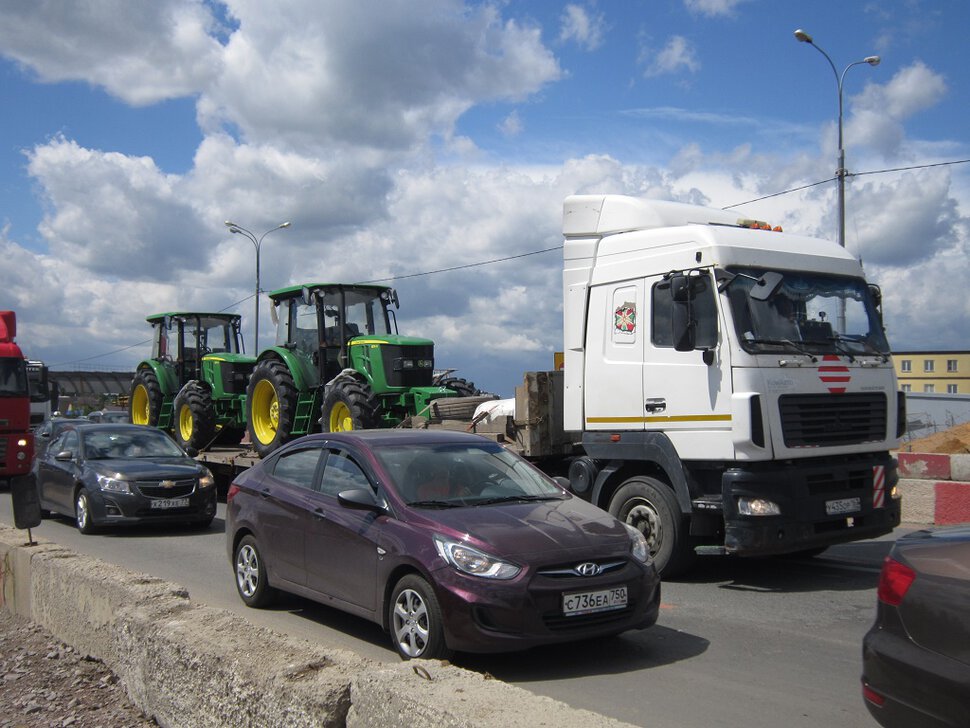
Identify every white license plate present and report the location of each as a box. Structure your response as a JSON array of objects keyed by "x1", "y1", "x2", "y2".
[
  {"x1": 562, "y1": 586, "x2": 628, "y2": 617},
  {"x1": 150, "y1": 498, "x2": 190, "y2": 510},
  {"x1": 825, "y1": 497, "x2": 860, "y2": 516}
]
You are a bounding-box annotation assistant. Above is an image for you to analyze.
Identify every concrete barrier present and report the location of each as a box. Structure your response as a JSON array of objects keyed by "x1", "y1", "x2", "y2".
[
  {"x1": 896, "y1": 452, "x2": 970, "y2": 526},
  {"x1": 0, "y1": 525, "x2": 635, "y2": 728}
]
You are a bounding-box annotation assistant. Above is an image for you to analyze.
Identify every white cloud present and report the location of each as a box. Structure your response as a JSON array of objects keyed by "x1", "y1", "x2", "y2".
[
  {"x1": 642, "y1": 36, "x2": 700, "y2": 77},
  {"x1": 499, "y1": 110, "x2": 524, "y2": 137},
  {"x1": 0, "y1": 0, "x2": 224, "y2": 105},
  {"x1": 683, "y1": 0, "x2": 749, "y2": 17},
  {"x1": 559, "y1": 4, "x2": 607, "y2": 51}
]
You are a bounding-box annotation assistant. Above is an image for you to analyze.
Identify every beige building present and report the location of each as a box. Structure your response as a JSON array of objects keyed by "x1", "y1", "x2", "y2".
[{"x1": 893, "y1": 351, "x2": 970, "y2": 394}]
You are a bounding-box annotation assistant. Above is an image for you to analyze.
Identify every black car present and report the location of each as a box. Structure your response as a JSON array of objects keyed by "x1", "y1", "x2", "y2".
[
  {"x1": 862, "y1": 525, "x2": 970, "y2": 727},
  {"x1": 35, "y1": 423, "x2": 217, "y2": 533}
]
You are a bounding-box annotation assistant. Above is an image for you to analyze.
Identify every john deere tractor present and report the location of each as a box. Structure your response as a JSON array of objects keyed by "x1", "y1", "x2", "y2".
[
  {"x1": 246, "y1": 283, "x2": 476, "y2": 457},
  {"x1": 130, "y1": 313, "x2": 255, "y2": 451}
]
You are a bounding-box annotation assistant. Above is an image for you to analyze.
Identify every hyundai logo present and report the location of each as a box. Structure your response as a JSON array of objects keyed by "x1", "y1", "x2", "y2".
[{"x1": 574, "y1": 562, "x2": 602, "y2": 577}]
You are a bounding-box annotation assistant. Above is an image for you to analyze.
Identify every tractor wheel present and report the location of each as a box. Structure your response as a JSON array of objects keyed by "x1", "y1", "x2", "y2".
[
  {"x1": 434, "y1": 376, "x2": 478, "y2": 397},
  {"x1": 246, "y1": 359, "x2": 299, "y2": 457},
  {"x1": 321, "y1": 379, "x2": 379, "y2": 432},
  {"x1": 130, "y1": 369, "x2": 163, "y2": 427},
  {"x1": 173, "y1": 383, "x2": 217, "y2": 452}
]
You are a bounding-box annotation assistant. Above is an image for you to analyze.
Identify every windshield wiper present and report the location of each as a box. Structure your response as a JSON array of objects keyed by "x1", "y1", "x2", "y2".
[
  {"x1": 406, "y1": 500, "x2": 463, "y2": 509},
  {"x1": 473, "y1": 494, "x2": 564, "y2": 506},
  {"x1": 742, "y1": 338, "x2": 818, "y2": 362},
  {"x1": 828, "y1": 334, "x2": 889, "y2": 361}
]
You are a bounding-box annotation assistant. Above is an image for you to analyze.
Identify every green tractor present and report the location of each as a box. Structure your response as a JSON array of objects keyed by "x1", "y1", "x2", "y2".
[
  {"x1": 130, "y1": 313, "x2": 256, "y2": 451},
  {"x1": 245, "y1": 283, "x2": 476, "y2": 457}
]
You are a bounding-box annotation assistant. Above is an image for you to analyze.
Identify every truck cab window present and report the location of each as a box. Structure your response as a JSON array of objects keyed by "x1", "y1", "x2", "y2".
[{"x1": 651, "y1": 276, "x2": 718, "y2": 349}]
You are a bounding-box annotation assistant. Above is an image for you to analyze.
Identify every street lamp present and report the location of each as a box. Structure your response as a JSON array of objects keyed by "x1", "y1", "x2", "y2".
[
  {"x1": 795, "y1": 28, "x2": 879, "y2": 333},
  {"x1": 794, "y1": 29, "x2": 880, "y2": 249},
  {"x1": 225, "y1": 220, "x2": 291, "y2": 351}
]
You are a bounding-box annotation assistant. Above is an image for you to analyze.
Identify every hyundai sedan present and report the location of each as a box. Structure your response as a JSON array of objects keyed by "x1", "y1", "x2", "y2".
[
  {"x1": 35, "y1": 423, "x2": 217, "y2": 533},
  {"x1": 862, "y1": 525, "x2": 970, "y2": 727},
  {"x1": 226, "y1": 429, "x2": 660, "y2": 660}
]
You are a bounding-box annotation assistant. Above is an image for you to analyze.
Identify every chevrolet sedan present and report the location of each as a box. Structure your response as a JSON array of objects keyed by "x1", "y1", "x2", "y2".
[
  {"x1": 35, "y1": 423, "x2": 217, "y2": 533},
  {"x1": 226, "y1": 429, "x2": 660, "y2": 660},
  {"x1": 862, "y1": 525, "x2": 970, "y2": 727}
]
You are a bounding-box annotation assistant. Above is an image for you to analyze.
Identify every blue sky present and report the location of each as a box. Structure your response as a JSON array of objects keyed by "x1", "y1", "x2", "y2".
[{"x1": 1, "y1": 0, "x2": 968, "y2": 396}]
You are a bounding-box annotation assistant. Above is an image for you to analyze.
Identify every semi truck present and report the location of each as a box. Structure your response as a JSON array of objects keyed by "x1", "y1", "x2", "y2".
[
  {"x1": 199, "y1": 195, "x2": 904, "y2": 577},
  {"x1": 26, "y1": 359, "x2": 56, "y2": 429},
  {"x1": 0, "y1": 311, "x2": 34, "y2": 487}
]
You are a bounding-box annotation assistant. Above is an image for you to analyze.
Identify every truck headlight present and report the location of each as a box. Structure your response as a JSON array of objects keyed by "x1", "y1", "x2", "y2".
[{"x1": 737, "y1": 497, "x2": 781, "y2": 516}]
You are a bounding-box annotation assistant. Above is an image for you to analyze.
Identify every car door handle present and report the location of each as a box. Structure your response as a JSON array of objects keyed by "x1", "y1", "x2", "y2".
[
  {"x1": 259, "y1": 488, "x2": 271, "y2": 499},
  {"x1": 313, "y1": 508, "x2": 327, "y2": 520},
  {"x1": 645, "y1": 398, "x2": 667, "y2": 413}
]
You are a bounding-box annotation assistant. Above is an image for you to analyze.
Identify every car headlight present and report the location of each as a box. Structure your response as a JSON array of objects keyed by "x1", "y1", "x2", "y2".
[
  {"x1": 624, "y1": 523, "x2": 651, "y2": 564},
  {"x1": 199, "y1": 469, "x2": 215, "y2": 490},
  {"x1": 96, "y1": 473, "x2": 131, "y2": 494},
  {"x1": 433, "y1": 535, "x2": 521, "y2": 580}
]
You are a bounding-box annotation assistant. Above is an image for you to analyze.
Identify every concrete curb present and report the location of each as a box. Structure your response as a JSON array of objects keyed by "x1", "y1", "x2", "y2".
[
  {"x1": 895, "y1": 452, "x2": 970, "y2": 526},
  {"x1": 0, "y1": 525, "x2": 635, "y2": 728}
]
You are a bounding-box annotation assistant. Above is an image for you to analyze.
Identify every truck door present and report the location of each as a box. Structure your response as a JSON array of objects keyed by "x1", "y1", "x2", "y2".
[
  {"x1": 643, "y1": 272, "x2": 733, "y2": 460},
  {"x1": 583, "y1": 281, "x2": 646, "y2": 430}
]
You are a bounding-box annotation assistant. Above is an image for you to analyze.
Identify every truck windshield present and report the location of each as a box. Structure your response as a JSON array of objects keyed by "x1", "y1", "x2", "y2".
[
  {"x1": 725, "y1": 267, "x2": 890, "y2": 357},
  {"x1": 342, "y1": 289, "x2": 393, "y2": 336},
  {"x1": 0, "y1": 359, "x2": 28, "y2": 396}
]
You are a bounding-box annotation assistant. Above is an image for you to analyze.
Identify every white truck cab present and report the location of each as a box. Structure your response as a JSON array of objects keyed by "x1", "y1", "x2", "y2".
[{"x1": 561, "y1": 195, "x2": 903, "y2": 576}]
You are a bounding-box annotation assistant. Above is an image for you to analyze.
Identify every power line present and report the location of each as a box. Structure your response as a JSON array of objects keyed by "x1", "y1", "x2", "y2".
[{"x1": 357, "y1": 245, "x2": 563, "y2": 284}]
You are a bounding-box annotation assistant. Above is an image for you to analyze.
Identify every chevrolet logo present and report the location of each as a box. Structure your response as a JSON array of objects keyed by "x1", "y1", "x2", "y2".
[{"x1": 159, "y1": 480, "x2": 177, "y2": 489}]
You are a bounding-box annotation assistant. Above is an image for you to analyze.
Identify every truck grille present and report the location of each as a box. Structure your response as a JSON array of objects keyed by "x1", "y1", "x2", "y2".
[{"x1": 779, "y1": 393, "x2": 887, "y2": 447}]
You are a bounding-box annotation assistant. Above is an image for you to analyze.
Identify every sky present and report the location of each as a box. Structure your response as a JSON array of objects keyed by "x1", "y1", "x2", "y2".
[{"x1": 1, "y1": 0, "x2": 968, "y2": 397}]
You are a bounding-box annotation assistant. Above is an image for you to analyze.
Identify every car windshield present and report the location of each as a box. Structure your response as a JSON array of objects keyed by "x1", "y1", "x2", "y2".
[
  {"x1": 725, "y1": 267, "x2": 891, "y2": 357},
  {"x1": 82, "y1": 429, "x2": 185, "y2": 459},
  {"x1": 374, "y1": 442, "x2": 566, "y2": 507}
]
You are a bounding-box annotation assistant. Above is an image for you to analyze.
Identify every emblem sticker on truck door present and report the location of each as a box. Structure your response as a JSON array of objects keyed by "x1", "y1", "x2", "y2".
[{"x1": 614, "y1": 302, "x2": 636, "y2": 335}]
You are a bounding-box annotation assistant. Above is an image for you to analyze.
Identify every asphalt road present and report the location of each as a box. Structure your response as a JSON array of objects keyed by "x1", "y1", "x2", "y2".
[{"x1": 1, "y1": 495, "x2": 902, "y2": 728}]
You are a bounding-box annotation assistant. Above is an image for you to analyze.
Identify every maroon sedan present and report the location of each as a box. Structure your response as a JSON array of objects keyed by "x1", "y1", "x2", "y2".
[{"x1": 226, "y1": 429, "x2": 660, "y2": 660}]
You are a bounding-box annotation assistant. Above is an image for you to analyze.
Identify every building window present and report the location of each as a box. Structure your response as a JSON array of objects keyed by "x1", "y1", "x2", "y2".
[
  {"x1": 947, "y1": 359, "x2": 958, "y2": 373},
  {"x1": 901, "y1": 384, "x2": 911, "y2": 392},
  {"x1": 900, "y1": 360, "x2": 911, "y2": 372},
  {"x1": 947, "y1": 384, "x2": 958, "y2": 394},
  {"x1": 924, "y1": 360, "x2": 935, "y2": 373},
  {"x1": 924, "y1": 384, "x2": 935, "y2": 393}
]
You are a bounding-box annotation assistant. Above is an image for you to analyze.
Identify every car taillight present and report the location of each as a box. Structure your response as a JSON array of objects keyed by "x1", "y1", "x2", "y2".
[
  {"x1": 226, "y1": 484, "x2": 241, "y2": 502},
  {"x1": 876, "y1": 555, "x2": 915, "y2": 606},
  {"x1": 862, "y1": 682, "x2": 885, "y2": 707}
]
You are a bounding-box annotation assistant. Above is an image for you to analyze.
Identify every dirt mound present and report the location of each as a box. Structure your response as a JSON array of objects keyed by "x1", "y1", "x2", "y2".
[{"x1": 901, "y1": 421, "x2": 970, "y2": 454}]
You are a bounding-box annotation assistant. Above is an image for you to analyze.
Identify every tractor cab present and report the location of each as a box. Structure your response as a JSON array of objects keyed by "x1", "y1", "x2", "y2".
[
  {"x1": 131, "y1": 312, "x2": 255, "y2": 450},
  {"x1": 269, "y1": 283, "x2": 422, "y2": 388}
]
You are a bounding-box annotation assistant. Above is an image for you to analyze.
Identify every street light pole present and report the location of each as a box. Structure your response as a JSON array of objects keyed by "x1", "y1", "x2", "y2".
[
  {"x1": 225, "y1": 220, "x2": 291, "y2": 351},
  {"x1": 794, "y1": 29, "x2": 879, "y2": 332}
]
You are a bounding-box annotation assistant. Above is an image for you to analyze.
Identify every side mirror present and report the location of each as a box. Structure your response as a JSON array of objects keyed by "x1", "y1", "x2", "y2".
[
  {"x1": 750, "y1": 271, "x2": 784, "y2": 301},
  {"x1": 338, "y1": 488, "x2": 385, "y2": 513},
  {"x1": 669, "y1": 273, "x2": 695, "y2": 351}
]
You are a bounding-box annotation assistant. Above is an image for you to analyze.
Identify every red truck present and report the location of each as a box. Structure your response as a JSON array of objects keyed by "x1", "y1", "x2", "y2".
[{"x1": 0, "y1": 311, "x2": 34, "y2": 486}]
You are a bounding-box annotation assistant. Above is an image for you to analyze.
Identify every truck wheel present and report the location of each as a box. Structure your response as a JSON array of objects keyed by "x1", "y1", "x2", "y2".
[
  {"x1": 173, "y1": 383, "x2": 217, "y2": 452},
  {"x1": 246, "y1": 359, "x2": 298, "y2": 457},
  {"x1": 321, "y1": 379, "x2": 378, "y2": 432},
  {"x1": 130, "y1": 369, "x2": 163, "y2": 427},
  {"x1": 434, "y1": 376, "x2": 478, "y2": 397},
  {"x1": 609, "y1": 476, "x2": 695, "y2": 578}
]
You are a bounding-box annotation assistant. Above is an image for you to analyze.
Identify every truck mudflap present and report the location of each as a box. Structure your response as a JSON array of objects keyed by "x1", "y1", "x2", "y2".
[{"x1": 720, "y1": 452, "x2": 901, "y2": 556}]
